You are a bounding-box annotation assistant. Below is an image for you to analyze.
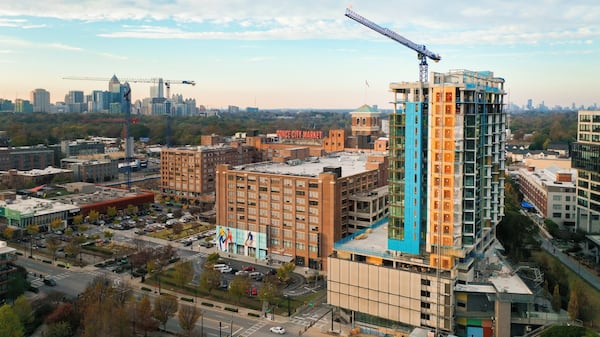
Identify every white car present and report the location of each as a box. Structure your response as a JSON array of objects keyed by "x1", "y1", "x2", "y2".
[
  {"x1": 270, "y1": 327, "x2": 286, "y2": 334},
  {"x1": 220, "y1": 266, "x2": 233, "y2": 273}
]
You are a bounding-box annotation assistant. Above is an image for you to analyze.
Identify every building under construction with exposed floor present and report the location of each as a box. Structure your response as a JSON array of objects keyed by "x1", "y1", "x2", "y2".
[{"x1": 327, "y1": 70, "x2": 563, "y2": 337}]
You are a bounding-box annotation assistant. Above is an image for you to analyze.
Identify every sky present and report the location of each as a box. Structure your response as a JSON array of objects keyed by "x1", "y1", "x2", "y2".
[{"x1": 0, "y1": 0, "x2": 599, "y2": 110}]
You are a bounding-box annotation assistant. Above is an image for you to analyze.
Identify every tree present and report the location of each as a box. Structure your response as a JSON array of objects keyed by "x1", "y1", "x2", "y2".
[
  {"x1": 229, "y1": 275, "x2": 251, "y2": 305},
  {"x1": 5, "y1": 266, "x2": 28, "y2": 304},
  {"x1": 178, "y1": 304, "x2": 200, "y2": 337},
  {"x1": 45, "y1": 302, "x2": 77, "y2": 329},
  {"x1": 135, "y1": 295, "x2": 159, "y2": 337},
  {"x1": 106, "y1": 206, "x2": 117, "y2": 219},
  {"x1": 87, "y1": 210, "x2": 99, "y2": 224},
  {"x1": 50, "y1": 218, "x2": 63, "y2": 233},
  {"x1": 173, "y1": 261, "x2": 193, "y2": 289},
  {"x1": 3, "y1": 226, "x2": 15, "y2": 241},
  {"x1": 126, "y1": 204, "x2": 136, "y2": 216},
  {"x1": 258, "y1": 277, "x2": 282, "y2": 306},
  {"x1": 0, "y1": 304, "x2": 24, "y2": 337},
  {"x1": 11, "y1": 295, "x2": 33, "y2": 327},
  {"x1": 46, "y1": 236, "x2": 61, "y2": 262},
  {"x1": 199, "y1": 268, "x2": 221, "y2": 294},
  {"x1": 152, "y1": 294, "x2": 178, "y2": 330},
  {"x1": 72, "y1": 214, "x2": 83, "y2": 226},
  {"x1": 276, "y1": 261, "x2": 296, "y2": 284},
  {"x1": 552, "y1": 284, "x2": 561, "y2": 312},
  {"x1": 44, "y1": 322, "x2": 72, "y2": 337},
  {"x1": 172, "y1": 222, "x2": 184, "y2": 235},
  {"x1": 567, "y1": 287, "x2": 579, "y2": 321},
  {"x1": 205, "y1": 252, "x2": 220, "y2": 266},
  {"x1": 25, "y1": 224, "x2": 39, "y2": 257},
  {"x1": 103, "y1": 230, "x2": 114, "y2": 241}
]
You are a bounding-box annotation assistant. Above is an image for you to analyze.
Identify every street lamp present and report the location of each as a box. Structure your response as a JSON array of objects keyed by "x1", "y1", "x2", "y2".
[{"x1": 219, "y1": 321, "x2": 222, "y2": 337}]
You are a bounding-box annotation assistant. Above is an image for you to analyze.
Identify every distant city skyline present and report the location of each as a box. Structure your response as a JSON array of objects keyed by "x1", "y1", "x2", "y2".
[{"x1": 1, "y1": 0, "x2": 598, "y2": 109}]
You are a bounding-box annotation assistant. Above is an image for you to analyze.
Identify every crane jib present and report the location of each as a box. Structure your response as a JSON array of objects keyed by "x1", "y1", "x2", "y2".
[{"x1": 345, "y1": 8, "x2": 441, "y2": 62}]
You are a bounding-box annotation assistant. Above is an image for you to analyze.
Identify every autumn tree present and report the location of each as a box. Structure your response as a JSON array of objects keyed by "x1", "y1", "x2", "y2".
[
  {"x1": 152, "y1": 294, "x2": 178, "y2": 330},
  {"x1": 25, "y1": 224, "x2": 39, "y2": 257},
  {"x1": 50, "y1": 218, "x2": 63, "y2": 233},
  {"x1": 11, "y1": 296, "x2": 33, "y2": 327},
  {"x1": 0, "y1": 304, "x2": 24, "y2": 337},
  {"x1": 45, "y1": 236, "x2": 61, "y2": 262},
  {"x1": 258, "y1": 277, "x2": 282, "y2": 307},
  {"x1": 44, "y1": 322, "x2": 72, "y2": 337},
  {"x1": 135, "y1": 295, "x2": 159, "y2": 336},
  {"x1": 173, "y1": 261, "x2": 193, "y2": 289},
  {"x1": 178, "y1": 304, "x2": 201, "y2": 337},
  {"x1": 77, "y1": 276, "x2": 132, "y2": 337},
  {"x1": 2, "y1": 226, "x2": 15, "y2": 241},
  {"x1": 45, "y1": 302, "x2": 78, "y2": 331},
  {"x1": 72, "y1": 214, "x2": 83, "y2": 227},
  {"x1": 106, "y1": 206, "x2": 117, "y2": 219},
  {"x1": 200, "y1": 268, "x2": 221, "y2": 295},
  {"x1": 103, "y1": 230, "x2": 114, "y2": 241},
  {"x1": 276, "y1": 261, "x2": 296, "y2": 284},
  {"x1": 172, "y1": 222, "x2": 184, "y2": 235},
  {"x1": 228, "y1": 274, "x2": 251, "y2": 305},
  {"x1": 551, "y1": 284, "x2": 561, "y2": 312},
  {"x1": 87, "y1": 210, "x2": 99, "y2": 224}
]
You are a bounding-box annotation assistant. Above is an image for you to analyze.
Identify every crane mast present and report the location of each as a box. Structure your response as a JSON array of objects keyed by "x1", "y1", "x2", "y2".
[{"x1": 345, "y1": 8, "x2": 441, "y2": 83}]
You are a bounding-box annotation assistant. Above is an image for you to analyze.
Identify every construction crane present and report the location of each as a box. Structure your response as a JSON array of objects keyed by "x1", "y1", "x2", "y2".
[{"x1": 345, "y1": 8, "x2": 441, "y2": 83}]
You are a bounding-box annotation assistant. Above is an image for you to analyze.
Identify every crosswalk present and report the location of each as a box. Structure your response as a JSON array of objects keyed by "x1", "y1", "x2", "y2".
[
  {"x1": 240, "y1": 320, "x2": 267, "y2": 336},
  {"x1": 30, "y1": 270, "x2": 73, "y2": 287},
  {"x1": 289, "y1": 310, "x2": 329, "y2": 330}
]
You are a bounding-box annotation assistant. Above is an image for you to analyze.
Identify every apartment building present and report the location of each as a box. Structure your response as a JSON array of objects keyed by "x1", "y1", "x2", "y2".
[
  {"x1": 572, "y1": 110, "x2": 600, "y2": 233},
  {"x1": 160, "y1": 145, "x2": 258, "y2": 205},
  {"x1": 328, "y1": 70, "x2": 519, "y2": 336},
  {"x1": 0, "y1": 241, "x2": 18, "y2": 303},
  {"x1": 518, "y1": 166, "x2": 577, "y2": 228},
  {"x1": 215, "y1": 152, "x2": 386, "y2": 271}
]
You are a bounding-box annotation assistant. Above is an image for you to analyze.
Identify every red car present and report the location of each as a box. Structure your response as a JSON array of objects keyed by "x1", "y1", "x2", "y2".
[
  {"x1": 242, "y1": 265, "x2": 256, "y2": 272},
  {"x1": 245, "y1": 287, "x2": 258, "y2": 296}
]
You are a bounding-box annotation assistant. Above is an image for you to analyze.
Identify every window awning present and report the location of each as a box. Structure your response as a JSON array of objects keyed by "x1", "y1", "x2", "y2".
[{"x1": 270, "y1": 253, "x2": 294, "y2": 263}]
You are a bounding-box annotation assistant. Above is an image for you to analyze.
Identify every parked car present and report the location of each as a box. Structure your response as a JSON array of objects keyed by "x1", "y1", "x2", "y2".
[
  {"x1": 220, "y1": 266, "x2": 233, "y2": 273},
  {"x1": 270, "y1": 326, "x2": 286, "y2": 334},
  {"x1": 43, "y1": 278, "x2": 57, "y2": 286},
  {"x1": 242, "y1": 265, "x2": 256, "y2": 272}
]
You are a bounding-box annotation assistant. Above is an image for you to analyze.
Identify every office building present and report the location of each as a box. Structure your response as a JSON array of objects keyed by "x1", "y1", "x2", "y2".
[
  {"x1": 215, "y1": 152, "x2": 387, "y2": 271},
  {"x1": 328, "y1": 70, "x2": 518, "y2": 336},
  {"x1": 572, "y1": 110, "x2": 600, "y2": 233},
  {"x1": 30, "y1": 89, "x2": 51, "y2": 113},
  {"x1": 518, "y1": 166, "x2": 577, "y2": 228}
]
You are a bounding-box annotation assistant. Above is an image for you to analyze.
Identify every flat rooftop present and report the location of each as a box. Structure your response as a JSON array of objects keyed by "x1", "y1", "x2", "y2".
[
  {"x1": 232, "y1": 153, "x2": 373, "y2": 178},
  {"x1": 1, "y1": 166, "x2": 72, "y2": 176},
  {"x1": 0, "y1": 195, "x2": 79, "y2": 216},
  {"x1": 53, "y1": 186, "x2": 151, "y2": 206}
]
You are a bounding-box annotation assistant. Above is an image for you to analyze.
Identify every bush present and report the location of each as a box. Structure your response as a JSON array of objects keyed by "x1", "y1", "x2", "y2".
[
  {"x1": 181, "y1": 297, "x2": 194, "y2": 302},
  {"x1": 224, "y1": 307, "x2": 238, "y2": 313},
  {"x1": 42, "y1": 260, "x2": 52, "y2": 264},
  {"x1": 57, "y1": 263, "x2": 66, "y2": 268},
  {"x1": 201, "y1": 302, "x2": 214, "y2": 307},
  {"x1": 248, "y1": 312, "x2": 260, "y2": 317},
  {"x1": 141, "y1": 287, "x2": 152, "y2": 292}
]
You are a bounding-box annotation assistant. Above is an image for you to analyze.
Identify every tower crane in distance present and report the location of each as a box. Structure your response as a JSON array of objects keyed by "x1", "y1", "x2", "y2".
[{"x1": 345, "y1": 8, "x2": 441, "y2": 83}]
